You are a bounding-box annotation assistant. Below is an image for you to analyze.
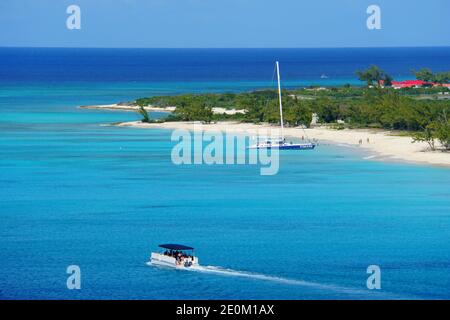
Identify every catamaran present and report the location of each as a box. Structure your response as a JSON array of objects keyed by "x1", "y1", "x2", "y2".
[
  {"x1": 150, "y1": 244, "x2": 199, "y2": 268},
  {"x1": 249, "y1": 61, "x2": 316, "y2": 150}
]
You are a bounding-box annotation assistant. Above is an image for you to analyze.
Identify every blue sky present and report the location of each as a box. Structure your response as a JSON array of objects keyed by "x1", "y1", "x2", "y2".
[{"x1": 0, "y1": 0, "x2": 449, "y2": 48}]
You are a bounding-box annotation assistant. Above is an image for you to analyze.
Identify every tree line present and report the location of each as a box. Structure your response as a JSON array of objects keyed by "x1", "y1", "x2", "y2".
[{"x1": 356, "y1": 65, "x2": 450, "y2": 87}]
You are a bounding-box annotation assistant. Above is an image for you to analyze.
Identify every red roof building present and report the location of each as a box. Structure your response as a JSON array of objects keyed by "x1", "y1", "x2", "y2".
[
  {"x1": 375, "y1": 80, "x2": 449, "y2": 89},
  {"x1": 391, "y1": 80, "x2": 429, "y2": 89}
]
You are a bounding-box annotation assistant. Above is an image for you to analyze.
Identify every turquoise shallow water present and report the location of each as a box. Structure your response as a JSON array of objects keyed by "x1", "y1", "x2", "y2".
[
  {"x1": 1, "y1": 89, "x2": 450, "y2": 299},
  {"x1": 1, "y1": 48, "x2": 450, "y2": 299}
]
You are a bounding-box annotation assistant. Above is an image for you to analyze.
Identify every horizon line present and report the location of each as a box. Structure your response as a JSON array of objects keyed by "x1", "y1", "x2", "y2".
[{"x1": 1, "y1": 45, "x2": 450, "y2": 50}]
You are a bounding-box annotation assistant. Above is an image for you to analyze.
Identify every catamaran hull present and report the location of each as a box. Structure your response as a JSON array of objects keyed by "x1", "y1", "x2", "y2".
[{"x1": 249, "y1": 144, "x2": 316, "y2": 150}]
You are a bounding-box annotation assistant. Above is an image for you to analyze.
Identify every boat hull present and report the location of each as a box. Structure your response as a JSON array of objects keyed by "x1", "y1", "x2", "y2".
[
  {"x1": 249, "y1": 143, "x2": 316, "y2": 150},
  {"x1": 150, "y1": 252, "x2": 199, "y2": 268}
]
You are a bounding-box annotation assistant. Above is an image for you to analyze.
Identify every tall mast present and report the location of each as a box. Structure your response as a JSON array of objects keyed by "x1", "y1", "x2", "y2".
[{"x1": 276, "y1": 61, "x2": 284, "y2": 140}]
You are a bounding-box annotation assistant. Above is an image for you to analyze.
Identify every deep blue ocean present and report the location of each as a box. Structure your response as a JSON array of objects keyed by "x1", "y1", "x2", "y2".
[{"x1": 1, "y1": 47, "x2": 450, "y2": 299}]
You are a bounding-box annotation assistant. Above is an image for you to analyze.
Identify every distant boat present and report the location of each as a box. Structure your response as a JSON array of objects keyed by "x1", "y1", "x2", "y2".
[
  {"x1": 150, "y1": 244, "x2": 199, "y2": 268},
  {"x1": 249, "y1": 61, "x2": 316, "y2": 150},
  {"x1": 320, "y1": 74, "x2": 329, "y2": 79}
]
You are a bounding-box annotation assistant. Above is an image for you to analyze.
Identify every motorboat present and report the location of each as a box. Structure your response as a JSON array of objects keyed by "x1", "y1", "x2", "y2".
[{"x1": 150, "y1": 244, "x2": 199, "y2": 268}]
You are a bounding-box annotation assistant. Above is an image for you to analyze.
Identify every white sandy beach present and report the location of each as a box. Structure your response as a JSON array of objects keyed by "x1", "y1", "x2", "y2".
[{"x1": 114, "y1": 120, "x2": 450, "y2": 167}]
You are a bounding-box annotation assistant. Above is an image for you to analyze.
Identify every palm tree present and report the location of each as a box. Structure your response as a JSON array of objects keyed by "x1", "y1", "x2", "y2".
[{"x1": 137, "y1": 106, "x2": 150, "y2": 123}]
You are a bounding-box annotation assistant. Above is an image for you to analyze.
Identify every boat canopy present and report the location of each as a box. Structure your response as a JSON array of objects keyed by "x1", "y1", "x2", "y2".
[{"x1": 158, "y1": 244, "x2": 194, "y2": 251}]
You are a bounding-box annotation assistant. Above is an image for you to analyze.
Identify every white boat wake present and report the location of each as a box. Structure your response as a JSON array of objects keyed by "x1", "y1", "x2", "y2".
[
  {"x1": 183, "y1": 265, "x2": 394, "y2": 298},
  {"x1": 147, "y1": 262, "x2": 410, "y2": 299}
]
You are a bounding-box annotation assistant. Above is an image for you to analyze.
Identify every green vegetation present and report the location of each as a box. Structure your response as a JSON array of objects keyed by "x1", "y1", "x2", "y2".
[
  {"x1": 414, "y1": 68, "x2": 450, "y2": 84},
  {"x1": 136, "y1": 93, "x2": 239, "y2": 110},
  {"x1": 414, "y1": 68, "x2": 435, "y2": 83},
  {"x1": 137, "y1": 106, "x2": 150, "y2": 123},
  {"x1": 172, "y1": 101, "x2": 214, "y2": 124},
  {"x1": 413, "y1": 111, "x2": 450, "y2": 150},
  {"x1": 356, "y1": 65, "x2": 392, "y2": 87},
  {"x1": 136, "y1": 106, "x2": 165, "y2": 123}
]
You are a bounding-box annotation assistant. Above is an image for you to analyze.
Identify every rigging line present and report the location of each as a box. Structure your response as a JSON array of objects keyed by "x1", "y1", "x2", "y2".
[
  {"x1": 301, "y1": 125, "x2": 313, "y2": 143},
  {"x1": 262, "y1": 63, "x2": 278, "y2": 119},
  {"x1": 263, "y1": 64, "x2": 276, "y2": 113},
  {"x1": 271, "y1": 63, "x2": 277, "y2": 87}
]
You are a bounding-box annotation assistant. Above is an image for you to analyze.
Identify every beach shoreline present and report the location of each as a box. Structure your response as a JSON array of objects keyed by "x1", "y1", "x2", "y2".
[
  {"x1": 80, "y1": 104, "x2": 245, "y2": 115},
  {"x1": 112, "y1": 120, "x2": 450, "y2": 167}
]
